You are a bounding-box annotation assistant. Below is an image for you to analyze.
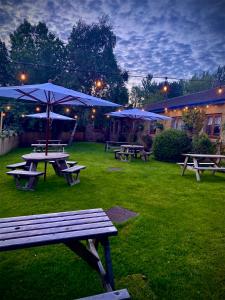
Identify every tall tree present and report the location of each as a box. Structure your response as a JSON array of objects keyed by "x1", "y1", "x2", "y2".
[
  {"x1": 0, "y1": 39, "x2": 13, "y2": 86},
  {"x1": 65, "y1": 17, "x2": 128, "y2": 105},
  {"x1": 10, "y1": 20, "x2": 66, "y2": 84}
]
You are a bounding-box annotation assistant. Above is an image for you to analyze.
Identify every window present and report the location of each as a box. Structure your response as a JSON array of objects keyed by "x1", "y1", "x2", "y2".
[
  {"x1": 205, "y1": 114, "x2": 222, "y2": 137},
  {"x1": 171, "y1": 117, "x2": 184, "y2": 130}
]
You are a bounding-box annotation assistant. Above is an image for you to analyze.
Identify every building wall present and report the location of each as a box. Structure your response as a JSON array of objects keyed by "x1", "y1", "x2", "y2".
[{"x1": 161, "y1": 103, "x2": 225, "y2": 142}]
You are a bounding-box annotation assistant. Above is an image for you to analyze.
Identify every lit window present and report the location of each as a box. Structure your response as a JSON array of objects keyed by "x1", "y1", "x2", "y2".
[{"x1": 205, "y1": 114, "x2": 222, "y2": 137}]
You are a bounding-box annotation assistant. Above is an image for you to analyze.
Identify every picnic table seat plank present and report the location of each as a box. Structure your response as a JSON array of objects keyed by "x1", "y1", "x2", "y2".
[
  {"x1": 6, "y1": 162, "x2": 29, "y2": 170},
  {"x1": 0, "y1": 216, "x2": 110, "y2": 234},
  {"x1": 0, "y1": 208, "x2": 103, "y2": 224},
  {"x1": 77, "y1": 289, "x2": 130, "y2": 300},
  {"x1": 0, "y1": 211, "x2": 107, "y2": 229}
]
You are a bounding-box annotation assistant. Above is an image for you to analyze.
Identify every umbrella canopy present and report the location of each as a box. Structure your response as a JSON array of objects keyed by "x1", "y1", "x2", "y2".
[
  {"x1": 107, "y1": 108, "x2": 171, "y2": 121},
  {"x1": 0, "y1": 82, "x2": 120, "y2": 107},
  {"x1": 26, "y1": 111, "x2": 75, "y2": 121},
  {"x1": 0, "y1": 82, "x2": 120, "y2": 154}
]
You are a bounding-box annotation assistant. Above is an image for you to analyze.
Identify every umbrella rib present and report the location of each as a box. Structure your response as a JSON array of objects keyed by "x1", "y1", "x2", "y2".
[
  {"x1": 16, "y1": 89, "x2": 41, "y2": 102},
  {"x1": 57, "y1": 96, "x2": 89, "y2": 106}
]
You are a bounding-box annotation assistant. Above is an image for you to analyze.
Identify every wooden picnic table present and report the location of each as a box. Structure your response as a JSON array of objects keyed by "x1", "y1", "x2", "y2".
[
  {"x1": 0, "y1": 208, "x2": 118, "y2": 292},
  {"x1": 31, "y1": 143, "x2": 67, "y2": 152},
  {"x1": 121, "y1": 144, "x2": 144, "y2": 158},
  {"x1": 180, "y1": 153, "x2": 225, "y2": 181},
  {"x1": 22, "y1": 152, "x2": 69, "y2": 181}
]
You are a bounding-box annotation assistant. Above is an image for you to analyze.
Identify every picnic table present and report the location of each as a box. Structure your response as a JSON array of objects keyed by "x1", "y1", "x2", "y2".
[
  {"x1": 121, "y1": 144, "x2": 144, "y2": 158},
  {"x1": 31, "y1": 143, "x2": 67, "y2": 152},
  {"x1": 179, "y1": 153, "x2": 225, "y2": 181},
  {"x1": 0, "y1": 208, "x2": 118, "y2": 293}
]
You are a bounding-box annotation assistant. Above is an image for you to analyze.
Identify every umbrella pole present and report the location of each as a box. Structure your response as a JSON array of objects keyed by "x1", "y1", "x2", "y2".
[{"x1": 44, "y1": 101, "x2": 50, "y2": 181}]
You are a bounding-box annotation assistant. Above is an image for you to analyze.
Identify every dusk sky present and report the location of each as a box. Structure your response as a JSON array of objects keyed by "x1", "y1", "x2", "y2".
[{"x1": 0, "y1": 0, "x2": 225, "y2": 87}]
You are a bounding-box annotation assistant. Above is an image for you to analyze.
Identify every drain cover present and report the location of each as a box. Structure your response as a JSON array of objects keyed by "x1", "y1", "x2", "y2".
[
  {"x1": 108, "y1": 167, "x2": 122, "y2": 172},
  {"x1": 106, "y1": 206, "x2": 138, "y2": 223}
]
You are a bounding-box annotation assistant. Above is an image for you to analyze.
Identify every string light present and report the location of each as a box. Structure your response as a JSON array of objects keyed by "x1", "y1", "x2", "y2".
[
  {"x1": 162, "y1": 77, "x2": 169, "y2": 93},
  {"x1": 218, "y1": 86, "x2": 223, "y2": 94},
  {"x1": 164, "y1": 108, "x2": 168, "y2": 112},
  {"x1": 21, "y1": 114, "x2": 25, "y2": 118},
  {"x1": 65, "y1": 107, "x2": 70, "y2": 113},
  {"x1": 206, "y1": 105, "x2": 209, "y2": 108},
  {"x1": 35, "y1": 106, "x2": 40, "y2": 112},
  {"x1": 6, "y1": 105, "x2": 11, "y2": 110},
  {"x1": 92, "y1": 108, "x2": 96, "y2": 113},
  {"x1": 106, "y1": 115, "x2": 110, "y2": 118},
  {"x1": 95, "y1": 79, "x2": 104, "y2": 89},
  {"x1": 74, "y1": 115, "x2": 78, "y2": 119},
  {"x1": 91, "y1": 114, "x2": 95, "y2": 119}
]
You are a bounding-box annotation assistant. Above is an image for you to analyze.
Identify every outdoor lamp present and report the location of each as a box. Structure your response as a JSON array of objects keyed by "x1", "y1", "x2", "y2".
[
  {"x1": 36, "y1": 106, "x2": 41, "y2": 112},
  {"x1": 218, "y1": 86, "x2": 223, "y2": 94},
  {"x1": 65, "y1": 108, "x2": 70, "y2": 113},
  {"x1": 6, "y1": 105, "x2": 11, "y2": 110},
  {"x1": 92, "y1": 108, "x2": 96, "y2": 113}
]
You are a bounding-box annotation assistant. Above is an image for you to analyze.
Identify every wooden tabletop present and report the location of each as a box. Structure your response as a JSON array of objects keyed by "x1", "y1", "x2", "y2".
[
  {"x1": 183, "y1": 153, "x2": 225, "y2": 159},
  {"x1": 22, "y1": 152, "x2": 69, "y2": 162},
  {"x1": 0, "y1": 208, "x2": 117, "y2": 251}
]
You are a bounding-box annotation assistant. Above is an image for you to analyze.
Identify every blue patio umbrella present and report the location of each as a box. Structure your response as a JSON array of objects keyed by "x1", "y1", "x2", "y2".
[
  {"x1": 107, "y1": 108, "x2": 171, "y2": 141},
  {"x1": 107, "y1": 108, "x2": 171, "y2": 121},
  {"x1": 0, "y1": 82, "x2": 120, "y2": 154}
]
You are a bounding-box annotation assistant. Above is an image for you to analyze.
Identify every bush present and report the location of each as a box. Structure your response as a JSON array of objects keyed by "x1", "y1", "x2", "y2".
[
  {"x1": 153, "y1": 129, "x2": 191, "y2": 162},
  {"x1": 141, "y1": 134, "x2": 153, "y2": 151},
  {"x1": 192, "y1": 134, "x2": 215, "y2": 154}
]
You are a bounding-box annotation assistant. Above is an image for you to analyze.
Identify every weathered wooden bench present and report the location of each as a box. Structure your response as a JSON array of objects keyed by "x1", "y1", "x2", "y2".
[
  {"x1": 114, "y1": 151, "x2": 134, "y2": 162},
  {"x1": 177, "y1": 162, "x2": 216, "y2": 166},
  {"x1": 78, "y1": 289, "x2": 130, "y2": 300},
  {"x1": 49, "y1": 160, "x2": 77, "y2": 176},
  {"x1": 61, "y1": 165, "x2": 86, "y2": 186},
  {"x1": 6, "y1": 170, "x2": 44, "y2": 191},
  {"x1": 0, "y1": 208, "x2": 118, "y2": 294},
  {"x1": 105, "y1": 141, "x2": 128, "y2": 152},
  {"x1": 6, "y1": 161, "x2": 30, "y2": 170},
  {"x1": 139, "y1": 150, "x2": 152, "y2": 161}
]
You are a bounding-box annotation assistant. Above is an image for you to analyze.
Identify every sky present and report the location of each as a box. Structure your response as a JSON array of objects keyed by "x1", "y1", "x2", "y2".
[{"x1": 0, "y1": 0, "x2": 225, "y2": 87}]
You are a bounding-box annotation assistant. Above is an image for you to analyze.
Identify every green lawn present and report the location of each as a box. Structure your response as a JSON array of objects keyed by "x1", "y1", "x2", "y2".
[{"x1": 0, "y1": 142, "x2": 225, "y2": 300}]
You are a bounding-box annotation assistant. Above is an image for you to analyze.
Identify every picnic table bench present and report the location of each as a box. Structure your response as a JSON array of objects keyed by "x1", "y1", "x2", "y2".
[
  {"x1": 78, "y1": 289, "x2": 130, "y2": 300},
  {"x1": 61, "y1": 165, "x2": 86, "y2": 186},
  {"x1": 105, "y1": 141, "x2": 128, "y2": 152},
  {"x1": 0, "y1": 208, "x2": 118, "y2": 294},
  {"x1": 6, "y1": 170, "x2": 44, "y2": 191},
  {"x1": 6, "y1": 161, "x2": 30, "y2": 170},
  {"x1": 179, "y1": 153, "x2": 225, "y2": 181}
]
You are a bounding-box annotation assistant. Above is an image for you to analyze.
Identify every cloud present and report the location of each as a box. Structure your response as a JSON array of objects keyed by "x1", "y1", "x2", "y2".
[{"x1": 0, "y1": 0, "x2": 224, "y2": 87}]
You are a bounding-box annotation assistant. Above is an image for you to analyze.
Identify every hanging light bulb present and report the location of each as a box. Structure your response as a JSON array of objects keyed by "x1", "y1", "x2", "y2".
[
  {"x1": 35, "y1": 106, "x2": 41, "y2": 112},
  {"x1": 74, "y1": 115, "x2": 78, "y2": 119},
  {"x1": 21, "y1": 114, "x2": 25, "y2": 118},
  {"x1": 6, "y1": 105, "x2": 11, "y2": 110},
  {"x1": 91, "y1": 114, "x2": 95, "y2": 119},
  {"x1": 95, "y1": 79, "x2": 104, "y2": 89},
  {"x1": 92, "y1": 108, "x2": 96, "y2": 113},
  {"x1": 65, "y1": 107, "x2": 70, "y2": 113},
  {"x1": 162, "y1": 77, "x2": 169, "y2": 93},
  {"x1": 19, "y1": 71, "x2": 27, "y2": 83},
  {"x1": 218, "y1": 86, "x2": 223, "y2": 94}
]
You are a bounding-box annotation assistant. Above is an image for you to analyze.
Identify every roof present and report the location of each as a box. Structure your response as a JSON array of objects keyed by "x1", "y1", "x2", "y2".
[{"x1": 145, "y1": 85, "x2": 225, "y2": 113}]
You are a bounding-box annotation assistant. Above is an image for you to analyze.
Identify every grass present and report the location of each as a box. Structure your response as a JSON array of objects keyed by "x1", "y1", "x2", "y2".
[{"x1": 0, "y1": 142, "x2": 225, "y2": 300}]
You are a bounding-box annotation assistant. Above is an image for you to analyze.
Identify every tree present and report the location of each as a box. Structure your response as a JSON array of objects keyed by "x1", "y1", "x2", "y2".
[
  {"x1": 65, "y1": 17, "x2": 128, "y2": 105},
  {"x1": 182, "y1": 108, "x2": 205, "y2": 136},
  {"x1": 214, "y1": 65, "x2": 225, "y2": 86},
  {"x1": 184, "y1": 72, "x2": 214, "y2": 94},
  {"x1": 129, "y1": 86, "x2": 144, "y2": 107},
  {"x1": 10, "y1": 20, "x2": 66, "y2": 84},
  {"x1": 0, "y1": 39, "x2": 13, "y2": 86}
]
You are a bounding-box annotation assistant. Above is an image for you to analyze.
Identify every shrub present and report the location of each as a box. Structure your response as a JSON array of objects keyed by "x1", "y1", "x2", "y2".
[
  {"x1": 192, "y1": 134, "x2": 215, "y2": 154},
  {"x1": 141, "y1": 134, "x2": 153, "y2": 151},
  {"x1": 153, "y1": 129, "x2": 191, "y2": 162}
]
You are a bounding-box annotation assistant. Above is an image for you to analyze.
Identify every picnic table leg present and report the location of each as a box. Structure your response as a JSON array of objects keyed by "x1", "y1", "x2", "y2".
[
  {"x1": 181, "y1": 156, "x2": 189, "y2": 176},
  {"x1": 101, "y1": 237, "x2": 115, "y2": 290},
  {"x1": 193, "y1": 158, "x2": 201, "y2": 181},
  {"x1": 44, "y1": 162, "x2": 48, "y2": 181}
]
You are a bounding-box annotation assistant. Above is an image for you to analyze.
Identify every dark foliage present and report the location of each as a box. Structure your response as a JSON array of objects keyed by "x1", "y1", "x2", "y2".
[{"x1": 153, "y1": 129, "x2": 191, "y2": 162}]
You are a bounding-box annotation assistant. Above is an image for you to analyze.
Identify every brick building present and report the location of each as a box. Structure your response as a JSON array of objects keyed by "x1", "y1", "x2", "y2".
[{"x1": 146, "y1": 85, "x2": 225, "y2": 142}]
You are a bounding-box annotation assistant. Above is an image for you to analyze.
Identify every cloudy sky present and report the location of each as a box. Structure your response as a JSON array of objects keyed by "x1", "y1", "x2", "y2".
[{"x1": 0, "y1": 0, "x2": 225, "y2": 86}]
